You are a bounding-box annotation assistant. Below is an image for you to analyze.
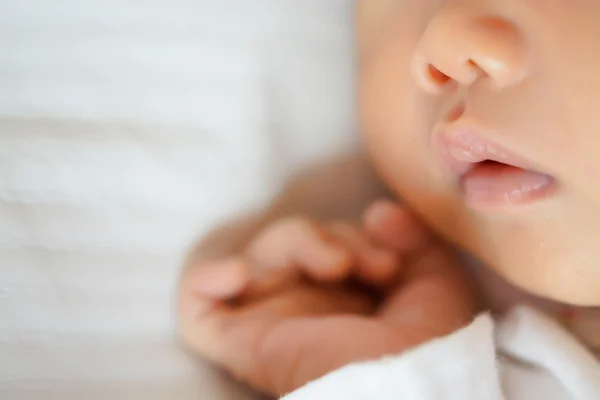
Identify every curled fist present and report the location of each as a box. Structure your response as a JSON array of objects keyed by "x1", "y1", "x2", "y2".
[{"x1": 178, "y1": 201, "x2": 474, "y2": 396}]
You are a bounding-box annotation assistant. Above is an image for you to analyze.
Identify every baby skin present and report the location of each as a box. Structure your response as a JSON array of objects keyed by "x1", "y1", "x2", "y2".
[
  {"x1": 181, "y1": 0, "x2": 600, "y2": 397},
  {"x1": 178, "y1": 201, "x2": 473, "y2": 395}
]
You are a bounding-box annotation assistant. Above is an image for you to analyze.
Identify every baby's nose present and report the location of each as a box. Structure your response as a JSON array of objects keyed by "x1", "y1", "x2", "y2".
[{"x1": 411, "y1": 7, "x2": 530, "y2": 94}]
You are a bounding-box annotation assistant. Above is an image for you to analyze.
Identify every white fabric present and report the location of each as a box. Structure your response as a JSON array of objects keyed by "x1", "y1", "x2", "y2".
[
  {"x1": 284, "y1": 307, "x2": 600, "y2": 400},
  {"x1": 0, "y1": 1, "x2": 384, "y2": 398}
]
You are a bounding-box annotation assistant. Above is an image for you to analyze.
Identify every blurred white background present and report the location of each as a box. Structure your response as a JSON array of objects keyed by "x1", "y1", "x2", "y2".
[{"x1": 0, "y1": 1, "x2": 383, "y2": 398}]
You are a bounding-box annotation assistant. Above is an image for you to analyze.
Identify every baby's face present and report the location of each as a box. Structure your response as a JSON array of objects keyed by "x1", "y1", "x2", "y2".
[{"x1": 357, "y1": 0, "x2": 600, "y2": 305}]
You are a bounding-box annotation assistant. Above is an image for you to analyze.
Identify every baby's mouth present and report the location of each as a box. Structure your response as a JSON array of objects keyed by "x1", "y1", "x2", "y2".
[{"x1": 436, "y1": 129, "x2": 556, "y2": 210}]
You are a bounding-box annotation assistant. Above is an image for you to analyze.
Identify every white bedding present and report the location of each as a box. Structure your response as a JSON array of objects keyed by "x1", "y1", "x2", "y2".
[{"x1": 0, "y1": 1, "x2": 383, "y2": 398}]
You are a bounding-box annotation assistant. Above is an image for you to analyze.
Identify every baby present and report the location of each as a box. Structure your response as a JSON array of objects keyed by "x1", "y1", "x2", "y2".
[{"x1": 179, "y1": 1, "x2": 600, "y2": 398}]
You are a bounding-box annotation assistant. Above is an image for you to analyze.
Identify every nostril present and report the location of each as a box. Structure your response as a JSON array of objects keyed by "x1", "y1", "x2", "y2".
[
  {"x1": 413, "y1": 10, "x2": 529, "y2": 94},
  {"x1": 428, "y1": 64, "x2": 451, "y2": 86},
  {"x1": 425, "y1": 61, "x2": 479, "y2": 92}
]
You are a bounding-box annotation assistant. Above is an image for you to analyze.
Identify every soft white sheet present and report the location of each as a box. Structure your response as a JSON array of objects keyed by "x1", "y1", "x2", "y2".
[
  {"x1": 0, "y1": 1, "x2": 384, "y2": 398},
  {"x1": 284, "y1": 308, "x2": 600, "y2": 400}
]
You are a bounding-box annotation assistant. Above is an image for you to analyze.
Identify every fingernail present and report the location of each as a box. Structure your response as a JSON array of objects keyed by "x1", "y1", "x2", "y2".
[{"x1": 366, "y1": 200, "x2": 395, "y2": 226}]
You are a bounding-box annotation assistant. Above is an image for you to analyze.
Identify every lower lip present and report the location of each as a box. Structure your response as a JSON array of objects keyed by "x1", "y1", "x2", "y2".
[{"x1": 460, "y1": 162, "x2": 556, "y2": 210}]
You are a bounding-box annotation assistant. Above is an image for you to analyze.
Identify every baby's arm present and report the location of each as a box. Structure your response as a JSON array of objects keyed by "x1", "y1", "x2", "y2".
[{"x1": 178, "y1": 201, "x2": 474, "y2": 396}]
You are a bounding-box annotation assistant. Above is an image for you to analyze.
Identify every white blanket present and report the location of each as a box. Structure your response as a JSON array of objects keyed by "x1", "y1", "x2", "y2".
[
  {"x1": 284, "y1": 307, "x2": 600, "y2": 400},
  {"x1": 0, "y1": 1, "x2": 384, "y2": 398}
]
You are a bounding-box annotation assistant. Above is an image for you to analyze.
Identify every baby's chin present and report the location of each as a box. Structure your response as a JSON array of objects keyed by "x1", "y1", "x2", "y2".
[
  {"x1": 463, "y1": 235, "x2": 600, "y2": 308},
  {"x1": 415, "y1": 207, "x2": 598, "y2": 307}
]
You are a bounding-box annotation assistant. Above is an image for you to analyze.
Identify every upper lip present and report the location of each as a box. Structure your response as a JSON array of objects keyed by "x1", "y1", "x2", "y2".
[{"x1": 434, "y1": 123, "x2": 536, "y2": 176}]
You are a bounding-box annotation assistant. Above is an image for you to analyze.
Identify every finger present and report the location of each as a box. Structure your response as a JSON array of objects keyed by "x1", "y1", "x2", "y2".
[
  {"x1": 178, "y1": 217, "x2": 359, "y2": 364},
  {"x1": 327, "y1": 222, "x2": 399, "y2": 285},
  {"x1": 363, "y1": 199, "x2": 431, "y2": 255},
  {"x1": 237, "y1": 285, "x2": 374, "y2": 319},
  {"x1": 245, "y1": 217, "x2": 354, "y2": 283},
  {"x1": 378, "y1": 245, "x2": 475, "y2": 340},
  {"x1": 183, "y1": 257, "x2": 249, "y2": 298},
  {"x1": 178, "y1": 257, "x2": 250, "y2": 322}
]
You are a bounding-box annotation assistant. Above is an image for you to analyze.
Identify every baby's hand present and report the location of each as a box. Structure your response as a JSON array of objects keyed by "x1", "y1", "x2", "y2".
[{"x1": 178, "y1": 201, "x2": 474, "y2": 396}]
